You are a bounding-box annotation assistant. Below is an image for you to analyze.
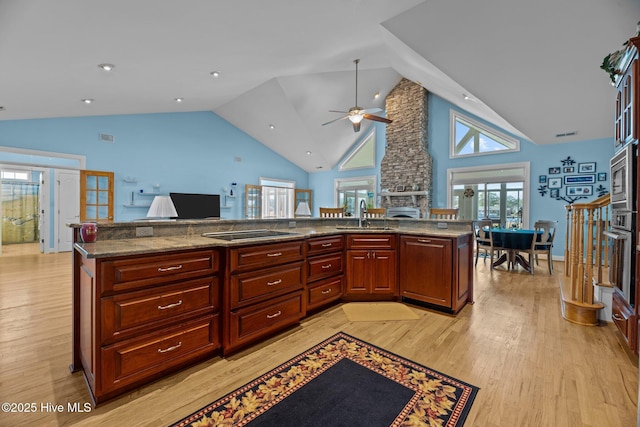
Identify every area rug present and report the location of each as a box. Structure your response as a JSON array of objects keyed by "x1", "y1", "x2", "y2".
[
  {"x1": 342, "y1": 302, "x2": 420, "y2": 321},
  {"x1": 171, "y1": 332, "x2": 478, "y2": 427}
]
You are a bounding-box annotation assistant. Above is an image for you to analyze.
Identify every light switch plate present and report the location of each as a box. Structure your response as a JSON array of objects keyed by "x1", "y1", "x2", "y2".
[
  {"x1": 136, "y1": 226, "x2": 153, "y2": 237},
  {"x1": 437, "y1": 222, "x2": 448, "y2": 229}
]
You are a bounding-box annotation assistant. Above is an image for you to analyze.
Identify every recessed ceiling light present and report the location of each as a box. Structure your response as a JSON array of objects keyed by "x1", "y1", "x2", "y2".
[
  {"x1": 98, "y1": 63, "x2": 115, "y2": 71},
  {"x1": 269, "y1": 124, "x2": 275, "y2": 129},
  {"x1": 210, "y1": 71, "x2": 221, "y2": 78},
  {"x1": 174, "y1": 98, "x2": 184, "y2": 103},
  {"x1": 373, "y1": 92, "x2": 380, "y2": 99},
  {"x1": 81, "y1": 99, "x2": 94, "y2": 104},
  {"x1": 306, "y1": 151, "x2": 312, "y2": 155}
]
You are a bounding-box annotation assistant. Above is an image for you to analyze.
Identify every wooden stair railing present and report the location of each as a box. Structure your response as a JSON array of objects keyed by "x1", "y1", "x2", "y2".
[{"x1": 562, "y1": 194, "x2": 610, "y2": 325}]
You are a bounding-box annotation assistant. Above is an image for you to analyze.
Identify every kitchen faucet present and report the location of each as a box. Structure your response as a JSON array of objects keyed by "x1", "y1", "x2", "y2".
[{"x1": 359, "y1": 199, "x2": 369, "y2": 228}]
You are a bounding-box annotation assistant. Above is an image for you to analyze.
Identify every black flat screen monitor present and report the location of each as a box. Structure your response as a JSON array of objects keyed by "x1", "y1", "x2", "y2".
[{"x1": 169, "y1": 193, "x2": 220, "y2": 219}]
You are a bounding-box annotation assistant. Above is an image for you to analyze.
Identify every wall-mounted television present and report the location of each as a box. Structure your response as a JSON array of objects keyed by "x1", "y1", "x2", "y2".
[{"x1": 169, "y1": 192, "x2": 221, "y2": 219}]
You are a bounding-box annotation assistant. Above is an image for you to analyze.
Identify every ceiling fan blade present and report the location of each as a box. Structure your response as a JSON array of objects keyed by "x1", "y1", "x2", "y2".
[
  {"x1": 361, "y1": 107, "x2": 382, "y2": 114},
  {"x1": 352, "y1": 121, "x2": 361, "y2": 132},
  {"x1": 321, "y1": 115, "x2": 349, "y2": 126},
  {"x1": 363, "y1": 114, "x2": 392, "y2": 124}
]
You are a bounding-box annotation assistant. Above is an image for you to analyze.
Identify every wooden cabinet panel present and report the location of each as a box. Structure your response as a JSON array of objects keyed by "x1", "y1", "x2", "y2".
[
  {"x1": 346, "y1": 250, "x2": 369, "y2": 294},
  {"x1": 100, "y1": 316, "x2": 219, "y2": 397},
  {"x1": 345, "y1": 234, "x2": 397, "y2": 298},
  {"x1": 101, "y1": 250, "x2": 218, "y2": 293},
  {"x1": 347, "y1": 234, "x2": 395, "y2": 250},
  {"x1": 230, "y1": 262, "x2": 304, "y2": 308},
  {"x1": 230, "y1": 240, "x2": 304, "y2": 272},
  {"x1": 307, "y1": 253, "x2": 343, "y2": 281},
  {"x1": 613, "y1": 291, "x2": 635, "y2": 347},
  {"x1": 371, "y1": 250, "x2": 396, "y2": 293},
  {"x1": 227, "y1": 292, "x2": 303, "y2": 352},
  {"x1": 307, "y1": 235, "x2": 344, "y2": 255},
  {"x1": 101, "y1": 277, "x2": 218, "y2": 343},
  {"x1": 400, "y1": 236, "x2": 453, "y2": 308},
  {"x1": 307, "y1": 276, "x2": 343, "y2": 311}
]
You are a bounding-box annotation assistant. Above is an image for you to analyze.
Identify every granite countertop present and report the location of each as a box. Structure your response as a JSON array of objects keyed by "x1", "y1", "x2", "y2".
[{"x1": 75, "y1": 225, "x2": 472, "y2": 259}]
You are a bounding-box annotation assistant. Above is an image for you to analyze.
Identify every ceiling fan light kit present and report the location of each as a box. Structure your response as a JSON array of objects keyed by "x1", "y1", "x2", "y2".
[{"x1": 322, "y1": 59, "x2": 392, "y2": 132}]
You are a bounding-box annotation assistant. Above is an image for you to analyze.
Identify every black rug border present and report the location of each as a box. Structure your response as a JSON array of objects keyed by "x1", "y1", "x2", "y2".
[{"x1": 171, "y1": 331, "x2": 479, "y2": 426}]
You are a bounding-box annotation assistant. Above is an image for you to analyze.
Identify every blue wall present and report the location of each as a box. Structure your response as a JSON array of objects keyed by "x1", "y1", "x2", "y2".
[{"x1": 0, "y1": 111, "x2": 309, "y2": 221}]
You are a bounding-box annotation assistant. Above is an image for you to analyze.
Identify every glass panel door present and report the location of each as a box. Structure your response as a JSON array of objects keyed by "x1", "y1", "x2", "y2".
[
  {"x1": 80, "y1": 170, "x2": 113, "y2": 222},
  {"x1": 453, "y1": 181, "x2": 524, "y2": 228}
]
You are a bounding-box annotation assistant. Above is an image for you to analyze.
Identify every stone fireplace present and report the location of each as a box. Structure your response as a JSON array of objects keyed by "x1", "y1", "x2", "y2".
[{"x1": 380, "y1": 78, "x2": 432, "y2": 217}]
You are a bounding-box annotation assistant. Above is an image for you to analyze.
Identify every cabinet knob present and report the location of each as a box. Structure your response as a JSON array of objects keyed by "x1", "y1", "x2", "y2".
[
  {"x1": 158, "y1": 300, "x2": 183, "y2": 310},
  {"x1": 158, "y1": 264, "x2": 183, "y2": 272},
  {"x1": 157, "y1": 341, "x2": 182, "y2": 353},
  {"x1": 267, "y1": 279, "x2": 282, "y2": 286},
  {"x1": 321, "y1": 264, "x2": 332, "y2": 269},
  {"x1": 266, "y1": 310, "x2": 282, "y2": 319},
  {"x1": 266, "y1": 252, "x2": 283, "y2": 257}
]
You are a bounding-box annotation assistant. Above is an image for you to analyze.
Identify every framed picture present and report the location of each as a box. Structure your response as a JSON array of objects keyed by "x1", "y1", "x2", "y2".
[
  {"x1": 550, "y1": 188, "x2": 559, "y2": 198},
  {"x1": 564, "y1": 174, "x2": 595, "y2": 185},
  {"x1": 548, "y1": 177, "x2": 562, "y2": 188},
  {"x1": 539, "y1": 175, "x2": 547, "y2": 183},
  {"x1": 395, "y1": 185, "x2": 405, "y2": 192},
  {"x1": 578, "y1": 162, "x2": 596, "y2": 173},
  {"x1": 563, "y1": 166, "x2": 574, "y2": 173},
  {"x1": 548, "y1": 167, "x2": 561, "y2": 174},
  {"x1": 566, "y1": 185, "x2": 593, "y2": 196},
  {"x1": 597, "y1": 172, "x2": 607, "y2": 181}
]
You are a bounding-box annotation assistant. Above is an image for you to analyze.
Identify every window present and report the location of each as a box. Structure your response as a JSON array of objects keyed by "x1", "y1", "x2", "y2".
[
  {"x1": 339, "y1": 129, "x2": 376, "y2": 171},
  {"x1": 450, "y1": 110, "x2": 519, "y2": 158},
  {"x1": 447, "y1": 163, "x2": 529, "y2": 227},
  {"x1": 334, "y1": 176, "x2": 376, "y2": 217},
  {"x1": 259, "y1": 178, "x2": 295, "y2": 219}
]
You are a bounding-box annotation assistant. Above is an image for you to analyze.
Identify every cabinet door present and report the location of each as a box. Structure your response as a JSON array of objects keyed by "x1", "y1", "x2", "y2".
[
  {"x1": 399, "y1": 237, "x2": 452, "y2": 307},
  {"x1": 346, "y1": 250, "x2": 370, "y2": 294},
  {"x1": 371, "y1": 250, "x2": 396, "y2": 294}
]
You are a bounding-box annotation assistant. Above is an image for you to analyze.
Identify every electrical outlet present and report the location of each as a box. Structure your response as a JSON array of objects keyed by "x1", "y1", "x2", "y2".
[
  {"x1": 135, "y1": 226, "x2": 153, "y2": 237},
  {"x1": 288, "y1": 221, "x2": 297, "y2": 228},
  {"x1": 437, "y1": 222, "x2": 448, "y2": 229}
]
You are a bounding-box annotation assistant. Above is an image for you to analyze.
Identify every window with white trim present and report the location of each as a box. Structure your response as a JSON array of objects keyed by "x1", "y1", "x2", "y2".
[
  {"x1": 450, "y1": 110, "x2": 519, "y2": 158},
  {"x1": 339, "y1": 129, "x2": 376, "y2": 171}
]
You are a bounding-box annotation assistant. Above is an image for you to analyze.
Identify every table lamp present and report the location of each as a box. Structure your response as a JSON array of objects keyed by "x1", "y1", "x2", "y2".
[
  {"x1": 147, "y1": 195, "x2": 178, "y2": 220},
  {"x1": 295, "y1": 201, "x2": 311, "y2": 217}
]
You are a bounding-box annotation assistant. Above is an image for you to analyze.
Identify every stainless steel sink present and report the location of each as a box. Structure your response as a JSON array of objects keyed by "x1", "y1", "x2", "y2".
[{"x1": 202, "y1": 229, "x2": 301, "y2": 241}]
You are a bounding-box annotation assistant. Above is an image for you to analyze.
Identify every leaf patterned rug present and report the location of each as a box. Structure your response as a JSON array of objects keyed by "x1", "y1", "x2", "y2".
[{"x1": 171, "y1": 332, "x2": 479, "y2": 427}]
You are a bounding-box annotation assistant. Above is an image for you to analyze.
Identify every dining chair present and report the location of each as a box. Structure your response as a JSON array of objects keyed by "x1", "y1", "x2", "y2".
[
  {"x1": 319, "y1": 207, "x2": 345, "y2": 218},
  {"x1": 521, "y1": 220, "x2": 557, "y2": 274},
  {"x1": 429, "y1": 208, "x2": 459, "y2": 219},
  {"x1": 473, "y1": 219, "x2": 501, "y2": 269},
  {"x1": 365, "y1": 208, "x2": 386, "y2": 218}
]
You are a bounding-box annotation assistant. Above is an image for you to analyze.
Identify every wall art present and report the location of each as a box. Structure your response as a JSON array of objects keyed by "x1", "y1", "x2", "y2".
[
  {"x1": 578, "y1": 162, "x2": 596, "y2": 173},
  {"x1": 597, "y1": 172, "x2": 607, "y2": 181},
  {"x1": 539, "y1": 175, "x2": 547, "y2": 183},
  {"x1": 563, "y1": 166, "x2": 574, "y2": 173},
  {"x1": 548, "y1": 177, "x2": 562, "y2": 188},
  {"x1": 566, "y1": 185, "x2": 592, "y2": 196},
  {"x1": 548, "y1": 167, "x2": 561, "y2": 174},
  {"x1": 564, "y1": 174, "x2": 595, "y2": 185}
]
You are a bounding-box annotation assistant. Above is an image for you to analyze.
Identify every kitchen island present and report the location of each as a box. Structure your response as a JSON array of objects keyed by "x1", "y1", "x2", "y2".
[{"x1": 70, "y1": 217, "x2": 473, "y2": 404}]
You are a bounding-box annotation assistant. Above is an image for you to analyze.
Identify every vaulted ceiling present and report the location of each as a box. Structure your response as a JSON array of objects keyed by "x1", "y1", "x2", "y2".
[{"x1": 0, "y1": 0, "x2": 638, "y2": 172}]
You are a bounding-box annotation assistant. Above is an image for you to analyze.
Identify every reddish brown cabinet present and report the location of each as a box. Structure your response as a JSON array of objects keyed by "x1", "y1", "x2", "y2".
[
  {"x1": 306, "y1": 235, "x2": 344, "y2": 311},
  {"x1": 399, "y1": 234, "x2": 472, "y2": 314},
  {"x1": 615, "y1": 37, "x2": 640, "y2": 150},
  {"x1": 345, "y1": 234, "x2": 397, "y2": 299},
  {"x1": 76, "y1": 249, "x2": 220, "y2": 404}
]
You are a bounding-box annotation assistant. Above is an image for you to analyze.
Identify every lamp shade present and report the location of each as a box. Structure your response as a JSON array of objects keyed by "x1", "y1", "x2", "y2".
[
  {"x1": 295, "y1": 201, "x2": 311, "y2": 216},
  {"x1": 147, "y1": 195, "x2": 178, "y2": 219}
]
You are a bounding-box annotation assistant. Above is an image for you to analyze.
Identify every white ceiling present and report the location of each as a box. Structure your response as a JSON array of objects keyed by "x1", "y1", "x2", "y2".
[{"x1": 0, "y1": 0, "x2": 638, "y2": 172}]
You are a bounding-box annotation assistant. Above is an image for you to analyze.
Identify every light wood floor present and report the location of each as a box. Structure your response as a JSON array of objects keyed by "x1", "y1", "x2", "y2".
[{"x1": 0, "y1": 252, "x2": 637, "y2": 426}]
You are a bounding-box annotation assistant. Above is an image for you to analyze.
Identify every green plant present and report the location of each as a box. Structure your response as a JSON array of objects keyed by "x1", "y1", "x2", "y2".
[{"x1": 601, "y1": 22, "x2": 640, "y2": 84}]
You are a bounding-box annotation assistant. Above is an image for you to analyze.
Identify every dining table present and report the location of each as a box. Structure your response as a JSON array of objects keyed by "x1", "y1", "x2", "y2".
[{"x1": 488, "y1": 228, "x2": 537, "y2": 272}]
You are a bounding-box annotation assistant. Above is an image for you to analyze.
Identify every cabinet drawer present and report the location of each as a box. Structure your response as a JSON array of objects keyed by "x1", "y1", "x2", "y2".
[
  {"x1": 102, "y1": 277, "x2": 219, "y2": 342},
  {"x1": 100, "y1": 316, "x2": 219, "y2": 396},
  {"x1": 347, "y1": 234, "x2": 396, "y2": 249},
  {"x1": 612, "y1": 292, "x2": 633, "y2": 344},
  {"x1": 101, "y1": 250, "x2": 218, "y2": 294},
  {"x1": 230, "y1": 262, "x2": 304, "y2": 308},
  {"x1": 307, "y1": 235, "x2": 344, "y2": 255},
  {"x1": 228, "y1": 292, "x2": 303, "y2": 351},
  {"x1": 307, "y1": 253, "x2": 343, "y2": 281},
  {"x1": 230, "y1": 241, "x2": 304, "y2": 272},
  {"x1": 307, "y1": 276, "x2": 343, "y2": 310}
]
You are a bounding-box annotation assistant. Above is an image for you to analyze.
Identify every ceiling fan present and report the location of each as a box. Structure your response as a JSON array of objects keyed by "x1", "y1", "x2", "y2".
[{"x1": 322, "y1": 59, "x2": 392, "y2": 132}]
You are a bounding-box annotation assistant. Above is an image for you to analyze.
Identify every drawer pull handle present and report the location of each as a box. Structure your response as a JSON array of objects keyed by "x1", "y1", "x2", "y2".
[
  {"x1": 266, "y1": 252, "x2": 282, "y2": 257},
  {"x1": 612, "y1": 314, "x2": 625, "y2": 321},
  {"x1": 158, "y1": 341, "x2": 182, "y2": 353},
  {"x1": 267, "y1": 279, "x2": 282, "y2": 286},
  {"x1": 321, "y1": 263, "x2": 332, "y2": 269},
  {"x1": 321, "y1": 243, "x2": 333, "y2": 247},
  {"x1": 158, "y1": 264, "x2": 183, "y2": 272},
  {"x1": 418, "y1": 239, "x2": 431, "y2": 243},
  {"x1": 266, "y1": 311, "x2": 282, "y2": 319},
  {"x1": 321, "y1": 288, "x2": 332, "y2": 294},
  {"x1": 158, "y1": 300, "x2": 183, "y2": 310}
]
